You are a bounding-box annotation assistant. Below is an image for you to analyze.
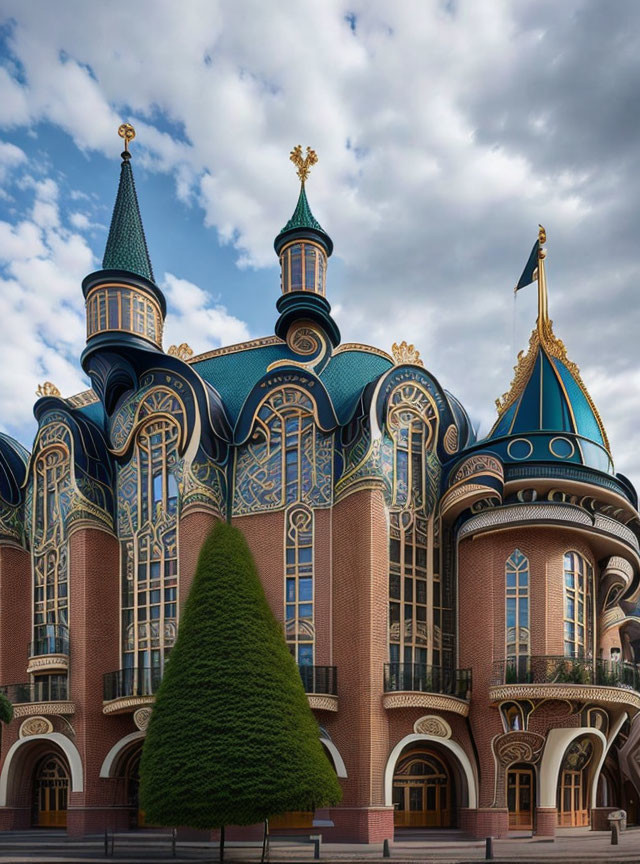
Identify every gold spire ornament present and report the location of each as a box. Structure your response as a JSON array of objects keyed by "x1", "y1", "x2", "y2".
[
  {"x1": 118, "y1": 123, "x2": 136, "y2": 154},
  {"x1": 536, "y1": 223, "x2": 549, "y2": 338},
  {"x1": 290, "y1": 145, "x2": 318, "y2": 184}
]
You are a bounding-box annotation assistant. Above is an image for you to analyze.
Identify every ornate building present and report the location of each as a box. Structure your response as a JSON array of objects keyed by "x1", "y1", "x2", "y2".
[{"x1": 0, "y1": 129, "x2": 639, "y2": 841}]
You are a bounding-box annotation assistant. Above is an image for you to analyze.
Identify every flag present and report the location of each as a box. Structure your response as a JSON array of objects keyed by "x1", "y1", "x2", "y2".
[
  {"x1": 515, "y1": 225, "x2": 546, "y2": 292},
  {"x1": 515, "y1": 240, "x2": 540, "y2": 292}
]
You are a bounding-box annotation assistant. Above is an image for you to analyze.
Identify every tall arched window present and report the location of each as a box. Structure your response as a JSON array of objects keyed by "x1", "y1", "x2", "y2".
[
  {"x1": 563, "y1": 551, "x2": 593, "y2": 658},
  {"x1": 284, "y1": 505, "x2": 314, "y2": 664},
  {"x1": 386, "y1": 381, "x2": 446, "y2": 675},
  {"x1": 32, "y1": 423, "x2": 73, "y2": 653},
  {"x1": 506, "y1": 549, "x2": 530, "y2": 667},
  {"x1": 119, "y1": 416, "x2": 180, "y2": 676}
]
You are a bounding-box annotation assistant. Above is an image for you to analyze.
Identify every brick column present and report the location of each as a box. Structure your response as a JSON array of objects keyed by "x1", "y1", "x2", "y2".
[
  {"x1": 178, "y1": 510, "x2": 218, "y2": 613},
  {"x1": 0, "y1": 542, "x2": 32, "y2": 829},
  {"x1": 535, "y1": 807, "x2": 557, "y2": 836},
  {"x1": 67, "y1": 526, "x2": 130, "y2": 836},
  {"x1": 328, "y1": 489, "x2": 394, "y2": 843}
]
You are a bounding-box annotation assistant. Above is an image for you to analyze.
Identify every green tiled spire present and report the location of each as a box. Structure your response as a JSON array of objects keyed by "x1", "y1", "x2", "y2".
[
  {"x1": 102, "y1": 154, "x2": 155, "y2": 283},
  {"x1": 279, "y1": 184, "x2": 325, "y2": 234}
]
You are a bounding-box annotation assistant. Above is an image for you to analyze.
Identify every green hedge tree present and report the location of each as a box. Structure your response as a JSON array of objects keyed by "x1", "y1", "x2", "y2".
[
  {"x1": 0, "y1": 692, "x2": 12, "y2": 725},
  {"x1": 139, "y1": 520, "x2": 342, "y2": 831}
]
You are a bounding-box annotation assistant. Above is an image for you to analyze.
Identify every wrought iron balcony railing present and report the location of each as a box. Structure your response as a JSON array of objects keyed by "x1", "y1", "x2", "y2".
[
  {"x1": 493, "y1": 656, "x2": 640, "y2": 691},
  {"x1": 1, "y1": 677, "x2": 68, "y2": 703},
  {"x1": 103, "y1": 667, "x2": 163, "y2": 702},
  {"x1": 384, "y1": 663, "x2": 472, "y2": 699},
  {"x1": 28, "y1": 624, "x2": 69, "y2": 658},
  {"x1": 298, "y1": 665, "x2": 337, "y2": 695},
  {"x1": 104, "y1": 664, "x2": 338, "y2": 702}
]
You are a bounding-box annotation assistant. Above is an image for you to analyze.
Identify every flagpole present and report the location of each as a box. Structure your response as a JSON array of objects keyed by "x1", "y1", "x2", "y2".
[{"x1": 536, "y1": 224, "x2": 548, "y2": 339}]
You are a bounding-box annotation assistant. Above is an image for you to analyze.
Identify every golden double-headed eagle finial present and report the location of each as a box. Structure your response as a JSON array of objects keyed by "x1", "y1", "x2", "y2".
[
  {"x1": 118, "y1": 123, "x2": 136, "y2": 153},
  {"x1": 290, "y1": 145, "x2": 318, "y2": 184}
]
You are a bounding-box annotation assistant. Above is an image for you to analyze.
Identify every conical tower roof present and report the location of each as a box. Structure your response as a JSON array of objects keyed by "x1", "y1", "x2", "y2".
[
  {"x1": 102, "y1": 149, "x2": 154, "y2": 283},
  {"x1": 274, "y1": 146, "x2": 333, "y2": 256},
  {"x1": 487, "y1": 234, "x2": 611, "y2": 469}
]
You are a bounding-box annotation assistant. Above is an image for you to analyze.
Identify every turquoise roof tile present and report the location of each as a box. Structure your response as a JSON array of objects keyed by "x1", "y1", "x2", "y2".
[{"x1": 102, "y1": 157, "x2": 154, "y2": 282}]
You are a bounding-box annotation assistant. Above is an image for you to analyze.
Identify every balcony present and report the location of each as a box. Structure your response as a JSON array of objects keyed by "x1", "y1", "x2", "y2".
[
  {"x1": 299, "y1": 665, "x2": 338, "y2": 712},
  {"x1": 490, "y1": 656, "x2": 640, "y2": 712},
  {"x1": 27, "y1": 624, "x2": 70, "y2": 675},
  {"x1": 103, "y1": 667, "x2": 162, "y2": 715},
  {"x1": 383, "y1": 664, "x2": 472, "y2": 716},
  {"x1": 103, "y1": 665, "x2": 340, "y2": 715},
  {"x1": 0, "y1": 677, "x2": 74, "y2": 718}
]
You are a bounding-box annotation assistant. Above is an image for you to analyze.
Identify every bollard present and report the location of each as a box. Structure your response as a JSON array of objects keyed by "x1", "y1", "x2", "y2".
[
  {"x1": 172, "y1": 827, "x2": 177, "y2": 858},
  {"x1": 485, "y1": 836, "x2": 494, "y2": 860},
  {"x1": 104, "y1": 829, "x2": 108, "y2": 858},
  {"x1": 611, "y1": 822, "x2": 619, "y2": 845},
  {"x1": 383, "y1": 837, "x2": 391, "y2": 858}
]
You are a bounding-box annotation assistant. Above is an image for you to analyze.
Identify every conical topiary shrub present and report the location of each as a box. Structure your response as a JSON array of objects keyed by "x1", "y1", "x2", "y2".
[{"x1": 139, "y1": 520, "x2": 342, "y2": 829}]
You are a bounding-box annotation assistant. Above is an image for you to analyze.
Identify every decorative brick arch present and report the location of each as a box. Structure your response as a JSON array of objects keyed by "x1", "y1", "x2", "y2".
[
  {"x1": 0, "y1": 733, "x2": 83, "y2": 805},
  {"x1": 99, "y1": 731, "x2": 145, "y2": 778},
  {"x1": 384, "y1": 733, "x2": 478, "y2": 809},
  {"x1": 538, "y1": 727, "x2": 607, "y2": 809},
  {"x1": 321, "y1": 738, "x2": 347, "y2": 778}
]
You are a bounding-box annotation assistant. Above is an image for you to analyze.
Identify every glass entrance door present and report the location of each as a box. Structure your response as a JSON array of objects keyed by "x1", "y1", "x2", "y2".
[
  {"x1": 558, "y1": 770, "x2": 588, "y2": 827},
  {"x1": 507, "y1": 768, "x2": 533, "y2": 829}
]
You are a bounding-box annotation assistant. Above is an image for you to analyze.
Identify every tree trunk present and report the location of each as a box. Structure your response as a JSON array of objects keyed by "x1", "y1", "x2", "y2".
[
  {"x1": 220, "y1": 825, "x2": 225, "y2": 862},
  {"x1": 261, "y1": 818, "x2": 269, "y2": 863}
]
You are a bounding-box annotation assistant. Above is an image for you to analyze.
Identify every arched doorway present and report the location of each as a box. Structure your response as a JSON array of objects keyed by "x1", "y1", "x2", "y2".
[
  {"x1": 557, "y1": 739, "x2": 594, "y2": 827},
  {"x1": 33, "y1": 754, "x2": 69, "y2": 828},
  {"x1": 392, "y1": 748, "x2": 453, "y2": 828},
  {"x1": 122, "y1": 745, "x2": 144, "y2": 828},
  {"x1": 507, "y1": 764, "x2": 535, "y2": 829}
]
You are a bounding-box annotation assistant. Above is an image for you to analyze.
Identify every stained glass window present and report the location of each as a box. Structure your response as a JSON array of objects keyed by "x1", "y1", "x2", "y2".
[
  {"x1": 285, "y1": 506, "x2": 314, "y2": 664},
  {"x1": 119, "y1": 416, "x2": 180, "y2": 674},
  {"x1": 32, "y1": 439, "x2": 71, "y2": 637}
]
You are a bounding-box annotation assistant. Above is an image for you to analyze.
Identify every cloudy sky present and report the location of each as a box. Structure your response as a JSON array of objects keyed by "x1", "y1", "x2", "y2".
[{"x1": 0, "y1": 0, "x2": 638, "y2": 490}]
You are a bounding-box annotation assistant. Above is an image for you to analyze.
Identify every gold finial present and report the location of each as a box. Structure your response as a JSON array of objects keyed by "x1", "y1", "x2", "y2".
[
  {"x1": 167, "y1": 342, "x2": 194, "y2": 362},
  {"x1": 118, "y1": 123, "x2": 136, "y2": 155},
  {"x1": 290, "y1": 145, "x2": 318, "y2": 184},
  {"x1": 391, "y1": 341, "x2": 424, "y2": 368},
  {"x1": 536, "y1": 223, "x2": 549, "y2": 337},
  {"x1": 36, "y1": 382, "x2": 61, "y2": 399}
]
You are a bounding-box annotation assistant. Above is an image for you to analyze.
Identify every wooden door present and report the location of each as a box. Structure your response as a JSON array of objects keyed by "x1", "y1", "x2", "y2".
[
  {"x1": 35, "y1": 756, "x2": 68, "y2": 828},
  {"x1": 507, "y1": 768, "x2": 533, "y2": 829},
  {"x1": 393, "y1": 750, "x2": 451, "y2": 828},
  {"x1": 558, "y1": 770, "x2": 589, "y2": 827}
]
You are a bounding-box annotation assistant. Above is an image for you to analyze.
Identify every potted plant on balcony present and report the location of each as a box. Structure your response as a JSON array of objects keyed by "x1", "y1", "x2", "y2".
[{"x1": 139, "y1": 521, "x2": 341, "y2": 860}]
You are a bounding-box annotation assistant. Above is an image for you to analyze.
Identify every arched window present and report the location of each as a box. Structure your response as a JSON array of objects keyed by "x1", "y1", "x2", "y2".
[
  {"x1": 563, "y1": 551, "x2": 593, "y2": 658},
  {"x1": 32, "y1": 432, "x2": 72, "y2": 645},
  {"x1": 284, "y1": 505, "x2": 314, "y2": 665},
  {"x1": 119, "y1": 416, "x2": 180, "y2": 675},
  {"x1": 386, "y1": 382, "x2": 446, "y2": 674},
  {"x1": 233, "y1": 387, "x2": 333, "y2": 514},
  {"x1": 506, "y1": 549, "x2": 529, "y2": 668}
]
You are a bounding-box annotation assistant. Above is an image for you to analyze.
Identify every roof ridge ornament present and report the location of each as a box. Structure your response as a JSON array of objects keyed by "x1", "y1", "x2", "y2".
[
  {"x1": 36, "y1": 381, "x2": 61, "y2": 398},
  {"x1": 118, "y1": 123, "x2": 136, "y2": 161},
  {"x1": 290, "y1": 145, "x2": 318, "y2": 185},
  {"x1": 391, "y1": 341, "x2": 424, "y2": 368}
]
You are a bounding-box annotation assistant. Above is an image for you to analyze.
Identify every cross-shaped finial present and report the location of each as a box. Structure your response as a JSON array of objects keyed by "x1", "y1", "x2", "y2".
[{"x1": 290, "y1": 145, "x2": 318, "y2": 184}]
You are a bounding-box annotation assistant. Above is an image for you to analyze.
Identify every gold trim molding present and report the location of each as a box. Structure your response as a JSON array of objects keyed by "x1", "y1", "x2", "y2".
[
  {"x1": 382, "y1": 692, "x2": 470, "y2": 716},
  {"x1": 489, "y1": 683, "x2": 640, "y2": 713}
]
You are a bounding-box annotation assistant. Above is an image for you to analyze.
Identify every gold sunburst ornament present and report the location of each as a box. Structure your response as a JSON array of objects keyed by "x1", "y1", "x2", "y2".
[
  {"x1": 290, "y1": 145, "x2": 318, "y2": 184},
  {"x1": 36, "y1": 382, "x2": 61, "y2": 398},
  {"x1": 118, "y1": 123, "x2": 136, "y2": 153}
]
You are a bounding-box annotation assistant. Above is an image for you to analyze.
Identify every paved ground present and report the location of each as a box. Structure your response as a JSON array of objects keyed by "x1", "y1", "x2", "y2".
[{"x1": 0, "y1": 827, "x2": 638, "y2": 863}]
